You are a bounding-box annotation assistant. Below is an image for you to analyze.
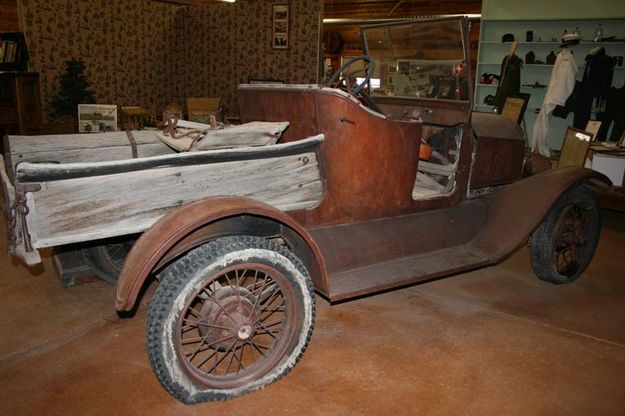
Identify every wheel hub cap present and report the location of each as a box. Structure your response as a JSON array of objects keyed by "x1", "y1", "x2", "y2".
[
  {"x1": 197, "y1": 286, "x2": 257, "y2": 350},
  {"x1": 237, "y1": 324, "x2": 253, "y2": 340}
]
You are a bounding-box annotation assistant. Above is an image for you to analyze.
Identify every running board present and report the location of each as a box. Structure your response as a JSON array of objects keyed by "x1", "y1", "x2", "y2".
[{"x1": 328, "y1": 245, "x2": 490, "y2": 302}]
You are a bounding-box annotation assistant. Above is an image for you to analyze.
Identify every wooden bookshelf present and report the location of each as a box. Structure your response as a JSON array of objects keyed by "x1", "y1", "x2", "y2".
[{"x1": 0, "y1": 32, "x2": 28, "y2": 72}]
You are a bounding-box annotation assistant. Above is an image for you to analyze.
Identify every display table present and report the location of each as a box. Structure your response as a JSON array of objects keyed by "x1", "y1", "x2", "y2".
[{"x1": 586, "y1": 146, "x2": 625, "y2": 187}]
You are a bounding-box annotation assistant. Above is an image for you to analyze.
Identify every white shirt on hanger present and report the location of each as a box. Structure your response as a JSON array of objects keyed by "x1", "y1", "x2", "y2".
[
  {"x1": 544, "y1": 47, "x2": 578, "y2": 106},
  {"x1": 531, "y1": 47, "x2": 578, "y2": 156}
]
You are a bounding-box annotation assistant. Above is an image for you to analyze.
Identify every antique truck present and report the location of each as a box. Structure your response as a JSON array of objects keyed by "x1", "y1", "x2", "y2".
[{"x1": 0, "y1": 17, "x2": 610, "y2": 404}]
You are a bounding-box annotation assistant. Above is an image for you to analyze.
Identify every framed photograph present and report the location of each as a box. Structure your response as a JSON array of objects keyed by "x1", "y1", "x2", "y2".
[
  {"x1": 585, "y1": 120, "x2": 602, "y2": 139},
  {"x1": 272, "y1": 5, "x2": 289, "y2": 49},
  {"x1": 78, "y1": 104, "x2": 117, "y2": 133},
  {"x1": 501, "y1": 93, "x2": 530, "y2": 125},
  {"x1": 558, "y1": 127, "x2": 593, "y2": 168}
]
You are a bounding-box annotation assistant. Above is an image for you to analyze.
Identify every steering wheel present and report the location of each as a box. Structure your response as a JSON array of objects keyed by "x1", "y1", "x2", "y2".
[{"x1": 327, "y1": 55, "x2": 384, "y2": 114}]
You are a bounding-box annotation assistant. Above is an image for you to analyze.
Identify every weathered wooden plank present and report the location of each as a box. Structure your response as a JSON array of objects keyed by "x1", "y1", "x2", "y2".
[
  {"x1": 10, "y1": 142, "x2": 175, "y2": 167},
  {"x1": 17, "y1": 135, "x2": 325, "y2": 182},
  {"x1": 26, "y1": 152, "x2": 324, "y2": 248},
  {"x1": 8, "y1": 130, "x2": 162, "y2": 154}
]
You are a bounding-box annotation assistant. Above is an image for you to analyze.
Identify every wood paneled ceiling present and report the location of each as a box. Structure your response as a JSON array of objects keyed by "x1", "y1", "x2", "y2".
[
  {"x1": 152, "y1": 0, "x2": 482, "y2": 19},
  {"x1": 324, "y1": 0, "x2": 481, "y2": 19}
]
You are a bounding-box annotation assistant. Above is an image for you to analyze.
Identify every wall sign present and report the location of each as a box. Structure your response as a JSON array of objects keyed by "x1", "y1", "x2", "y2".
[{"x1": 272, "y1": 4, "x2": 289, "y2": 49}]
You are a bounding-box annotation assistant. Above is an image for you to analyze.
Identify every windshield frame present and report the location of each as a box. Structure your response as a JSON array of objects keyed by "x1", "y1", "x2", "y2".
[{"x1": 359, "y1": 16, "x2": 473, "y2": 106}]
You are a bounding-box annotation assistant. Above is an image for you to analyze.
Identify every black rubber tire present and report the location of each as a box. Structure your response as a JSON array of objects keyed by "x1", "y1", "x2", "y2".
[
  {"x1": 529, "y1": 185, "x2": 601, "y2": 284},
  {"x1": 81, "y1": 238, "x2": 135, "y2": 284},
  {"x1": 146, "y1": 235, "x2": 316, "y2": 404}
]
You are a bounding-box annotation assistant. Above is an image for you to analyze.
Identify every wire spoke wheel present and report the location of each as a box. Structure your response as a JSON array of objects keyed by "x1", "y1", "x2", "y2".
[
  {"x1": 177, "y1": 265, "x2": 295, "y2": 389},
  {"x1": 552, "y1": 204, "x2": 589, "y2": 276},
  {"x1": 530, "y1": 185, "x2": 600, "y2": 284},
  {"x1": 81, "y1": 237, "x2": 136, "y2": 284},
  {"x1": 146, "y1": 236, "x2": 315, "y2": 404}
]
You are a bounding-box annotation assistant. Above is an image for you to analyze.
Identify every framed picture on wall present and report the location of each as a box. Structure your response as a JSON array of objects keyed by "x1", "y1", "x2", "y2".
[
  {"x1": 78, "y1": 104, "x2": 117, "y2": 133},
  {"x1": 272, "y1": 5, "x2": 289, "y2": 49}
]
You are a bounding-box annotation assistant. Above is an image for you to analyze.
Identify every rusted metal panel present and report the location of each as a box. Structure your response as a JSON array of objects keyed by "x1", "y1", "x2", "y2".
[
  {"x1": 471, "y1": 167, "x2": 611, "y2": 262},
  {"x1": 114, "y1": 196, "x2": 328, "y2": 312},
  {"x1": 308, "y1": 90, "x2": 421, "y2": 223},
  {"x1": 471, "y1": 112, "x2": 524, "y2": 141},
  {"x1": 313, "y1": 167, "x2": 609, "y2": 301},
  {"x1": 470, "y1": 137, "x2": 525, "y2": 187},
  {"x1": 238, "y1": 86, "x2": 319, "y2": 142},
  {"x1": 376, "y1": 97, "x2": 471, "y2": 126},
  {"x1": 309, "y1": 199, "x2": 485, "y2": 275},
  {"x1": 470, "y1": 112, "x2": 525, "y2": 188},
  {"x1": 328, "y1": 245, "x2": 490, "y2": 301},
  {"x1": 238, "y1": 86, "x2": 476, "y2": 225}
]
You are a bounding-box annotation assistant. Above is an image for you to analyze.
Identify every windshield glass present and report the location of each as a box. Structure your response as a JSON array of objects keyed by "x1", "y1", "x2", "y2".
[{"x1": 361, "y1": 20, "x2": 469, "y2": 101}]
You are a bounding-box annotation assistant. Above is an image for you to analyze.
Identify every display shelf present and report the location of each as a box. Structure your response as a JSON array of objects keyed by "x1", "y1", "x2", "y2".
[
  {"x1": 474, "y1": 18, "x2": 625, "y2": 150},
  {"x1": 481, "y1": 41, "x2": 625, "y2": 45},
  {"x1": 479, "y1": 62, "x2": 625, "y2": 69}
]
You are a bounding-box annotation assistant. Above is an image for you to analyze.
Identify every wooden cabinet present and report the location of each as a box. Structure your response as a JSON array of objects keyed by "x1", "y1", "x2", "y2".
[{"x1": 0, "y1": 72, "x2": 42, "y2": 136}]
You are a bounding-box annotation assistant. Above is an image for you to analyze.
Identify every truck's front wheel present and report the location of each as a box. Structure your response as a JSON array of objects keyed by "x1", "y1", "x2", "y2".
[
  {"x1": 529, "y1": 185, "x2": 601, "y2": 284},
  {"x1": 146, "y1": 236, "x2": 315, "y2": 403}
]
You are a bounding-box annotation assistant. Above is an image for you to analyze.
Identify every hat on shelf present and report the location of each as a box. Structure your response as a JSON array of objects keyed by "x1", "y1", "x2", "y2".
[
  {"x1": 546, "y1": 51, "x2": 557, "y2": 65},
  {"x1": 502, "y1": 33, "x2": 515, "y2": 43},
  {"x1": 561, "y1": 33, "x2": 582, "y2": 47}
]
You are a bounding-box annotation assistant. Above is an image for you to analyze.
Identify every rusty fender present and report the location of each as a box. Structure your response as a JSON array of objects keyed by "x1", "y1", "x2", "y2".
[
  {"x1": 471, "y1": 166, "x2": 611, "y2": 262},
  {"x1": 115, "y1": 196, "x2": 327, "y2": 312}
]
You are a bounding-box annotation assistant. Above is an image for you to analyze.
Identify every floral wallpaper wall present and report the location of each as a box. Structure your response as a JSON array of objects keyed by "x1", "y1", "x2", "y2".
[
  {"x1": 174, "y1": 0, "x2": 322, "y2": 116},
  {"x1": 19, "y1": 0, "x2": 181, "y2": 121},
  {"x1": 19, "y1": 0, "x2": 321, "y2": 122}
]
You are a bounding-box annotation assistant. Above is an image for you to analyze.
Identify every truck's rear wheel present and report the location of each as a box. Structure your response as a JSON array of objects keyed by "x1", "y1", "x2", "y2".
[
  {"x1": 81, "y1": 238, "x2": 135, "y2": 284},
  {"x1": 146, "y1": 236, "x2": 315, "y2": 403},
  {"x1": 529, "y1": 185, "x2": 600, "y2": 284}
]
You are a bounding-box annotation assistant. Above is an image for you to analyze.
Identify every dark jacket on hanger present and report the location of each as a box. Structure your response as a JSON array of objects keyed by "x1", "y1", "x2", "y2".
[
  {"x1": 597, "y1": 84, "x2": 625, "y2": 141},
  {"x1": 495, "y1": 53, "x2": 523, "y2": 113},
  {"x1": 573, "y1": 47, "x2": 614, "y2": 132}
]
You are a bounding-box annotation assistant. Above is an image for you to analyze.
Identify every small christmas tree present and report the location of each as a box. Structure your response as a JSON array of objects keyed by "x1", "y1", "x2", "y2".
[{"x1": 49, "y1": 59, "x2": 96, "y2": 121}]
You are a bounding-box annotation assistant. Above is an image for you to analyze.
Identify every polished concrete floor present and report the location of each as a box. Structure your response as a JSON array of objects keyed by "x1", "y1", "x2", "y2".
[{"x1": 0, "y1": 211, "x2": 624, "y2": 416}]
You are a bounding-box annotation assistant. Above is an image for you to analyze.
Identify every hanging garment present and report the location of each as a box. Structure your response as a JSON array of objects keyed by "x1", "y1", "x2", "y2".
[
  {"x1": 553, "y1": 81, "x2": 581, "y2": 119},
  {"x1": 494, "y1": 53, "x2": 523, "y2": 113},
  {"x1": 596, "y1": 85, "x2": 625, "y2": 141},
  {"x1": 573, "y1": 47, "x2": 614, "y2": 135},
  {"x1": 531, "y1": 47, "x2": 578, "y2": 156}
]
